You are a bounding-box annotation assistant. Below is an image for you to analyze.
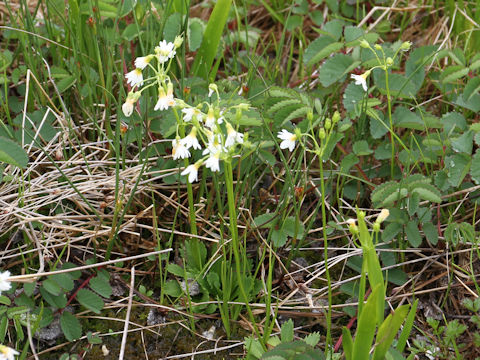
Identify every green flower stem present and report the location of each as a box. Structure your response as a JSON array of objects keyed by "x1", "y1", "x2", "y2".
[
  {"x1": 318, "y1": 154, "x2": 333, "y2": 356},
  {"x1": 224, "y1": 160, "x2": 263, "y2": 346},
  {"x1": 384, "y1": 67, "x2": 395, "y2": 179}
]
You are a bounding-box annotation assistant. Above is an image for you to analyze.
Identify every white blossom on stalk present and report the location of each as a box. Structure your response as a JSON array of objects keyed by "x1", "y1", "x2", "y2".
[
  {"x1": 208, "y1": 83, "x2": 218, "y2": 97},
  {"x1": 125, "y1": 68, "x2": 143, "y2": 87},
  {"x1": 0, "y1": 344, "x2": 19, "y2": 360},
  {"x1": 205, "y1": 152, "x2": 220, "y2": 172},
  {"x1": 277, "y1": 129, "x2": 297, "y2": 152},
  {"x1": 134, "y1": 55, "x2": 154, "y2": 70},
  {"x1": 182, "y1": 107, "x2": 201, "y2": 122},
  {"x1": 0, "y1": 271, "x2": 11, "y2": 294},
  {"x1": 155, "y1": 40, "x2": 176, "y2": 64},
  {"x1": 172, "y1": 138, "x2": 190, "y2": 160},
  {"x1": 122, "y1": 91, "x2": 140, "y2": 117},
  {"x1": 181, "y1": 162, "x2": 201, "y2": 183},
  {"x1": 225, "y1": 122, "x2": 244, "y2": 147},
  {"x1": 154, "y1": 84, "x2": 175, "y2": 111},
  {"x1": 376, "y1": 209, "x2": 390, "y2": 224},
  {"x1": 180, "y1": 127, "x2": 201, "y2": 150},
  {"x1": 350, "y1": 70, "x2": 371, "y2": 92},
  {"x1": 204, "y1": 107, "x2": 217, "y2": 129}
]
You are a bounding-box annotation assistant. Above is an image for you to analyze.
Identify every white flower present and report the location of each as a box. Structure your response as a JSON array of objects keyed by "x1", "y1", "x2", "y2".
[
  {"x1": 155, "y1": 40, "x2": 176, "y2": 64},
  {"x1": 125, "y1": 68, "x2": 143, "y2": 87},
  {"x1": 350, "y1": 70, "x2": 371, "y2": 92},
  {"x1": 182, "y1": 107, "x2": 201, "y2": 122},
  {"x1": 376, "y1": 209, "x2": 390, "y2": 224},
  {"x1": 0, "y1": 344, "x2": 19, "y2": 360},
  {"x1": 180, "y1": 128, "x2": 201, "y2": 150},
  {"x1": 208, "y1": 83, "x2": 217, "y2": 97},
  {"x1": 181, "y1": 163, "x2": 200, "y2": 183},
  {"x1": 204, "y1": 108, "x2": 217, "y2": 129},
  {"x1": 205, "y1": 152, "x2": 220, "y2": 172},
  {"x1": 172, "y1": 138, "x2": 191, "y2": 160},
  {"x1": 277, "y1": 129, "x2": 297, "y2": 152},
  {"x1": 134, "y1": 55, "x2": 153, "y2": 70},
  {"x1": 225, "y1": 123, "x2": 244, "y2": 147},
  {"x1": 122, "y1": 98, "x2": 135, "y2": 117},
  {"x1": 154, "y1": 85, "x2": 175, "y2": 111},
  {"x1": 0, "y1": 271, "x2": 11, "y2": 294}
]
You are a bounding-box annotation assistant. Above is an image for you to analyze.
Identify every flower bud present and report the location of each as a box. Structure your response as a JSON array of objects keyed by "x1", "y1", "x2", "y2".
[
  {"x1": 373, "y1": 222, "x2": 380, "y2": 232},
  {"x1": 307, "y1": 110, "x2": 314, "y2": 122},
  {"x1": 359, "y1": 39, "x2": 370, "y2": 48},
  {"x1": 400, "y1": 41, "x2": 412, "y2": 51},
  {"x1": 346, "y1": 219, "x2": 358, "y2": 235},
  {"x1": 324, "y1": 118, "x2": 331, "y2": 130},
  {"x1": 386, "y1": 57, "x2": 394, "y2": 66},
  {"x1": 294, "y1": 127, "x2": 303, "y2": 140},
  {"x1": 318, "y1": 128, "x2": 326, "y2": 140},
  {"x1": 208, "y1": 83, "x2": 218, "y2": 97},
  {"x1": 174, "y1": 35, "x2": 183, "y2": 49},
  {"x1": 376, "y1": 209, "x2": 390, "y2": 224},
  {"x1": 374, "y1": 44, "x2": 382, "y2": 50},
  {"x1": 332, "y1": 111, "x2": 340, "y2": 123}
]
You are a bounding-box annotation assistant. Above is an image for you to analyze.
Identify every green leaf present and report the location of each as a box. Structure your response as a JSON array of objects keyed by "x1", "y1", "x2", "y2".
[
  {"x1": 303, "y1": 332, "x2": 320, "y2": 347},
  {"x1": 352, "y1": 140, "x2": 373, "y2": 156},
  {"x1": 383, "y1": 187, "x2": 408, "y2": 207},
  {"x1": 60, "y1": 311, "x2": 82, "y2": 341},
  {"x1": 440, "y1": 65, "x2": 469, "y2": 83},
  {"x1": 442, "y1": 112, "x2": 467, "y2": 133},
  {"x1": 410, "y1": 183, "x2": 442, "y2": 203},
  {"x1": 396, "y1": 299, "x2": 418, "y2": 353},
  {"x1": 318, "y1": 54, "x2": 355, "y2": 87},
  {"x1": 445, "y1": 153, "x2": 471, "y2": 187},
  {"x1": 76, "y1": 289, "x2": 104, "y2": 314},
  {"x1": 187, "y1": 18, "x2": 204, "y2": 51},
  {"x1": 340, "y1": 153, "x2": 359, "y2": 174},
  {"x1": 42, "y1": 278, "x2": 62, "y2": 296},
  {"x1": 371, "y1": 181, "x2": 400, "y2": 206},
  {"x1": 463, "y1": 77, "x2": 480, "y2": 101},
  {"x1": 323, "y1": 19, "x2": 344, "y2": 40},
  {"x1": 89, "y1": 276, "x2": 112, "y2": 298},
  {"x1": 283, "y1": 216, "x2": 305, "y2": 238},
  {"x1": 423, "y1": 222, "x2": 438, "y2": 245},
  {"x1": 253, "y1": 213, "x2": 276, "y2": 228},
  {"x1": 0, "y1": 136, "x2": 29, "y2": 168},
  {"x1": 343, "y1": 82, "x2": 365, "y2": 115},
  {"x1": 373, "y1": 305, "x2": 410, "y2": 360},
  {"x1": 405, "y1": 221, "x2": 422, "y2": 247},
  {"x1": 304, "y1": 37, "x2": 343, "y2": 67},
  {"x1": 344, "y1": 26, "x2": 364, "y2": 43},
  {"x1": 166, "y1": 263, "x2": 185, "y2": 277},
  {"x1": 163, "y1": 12, "x2": 182, "y2": 42},
  {"x1": 471, "y1": 150, "x2": 480, "y2": 185},
  {"x1": 271, "y1": 228, "x2": 288, "y2": 247},
  {"x1": 40, "y1": 287, "x2": 67, "y2": 309},
  {"x1": 393, "y1": 107, "x2": 423, "y2": 130},
  {"x1": 56, "y1": 75, "x2": 77, "y2": 93},
  {"x1": 50, "y1": 273, "x2": 74, "y2": 292},
  {"x1": 342, "y1": 327, "x2": 353, "y2": 360},
  {"x1": 164, "y1": 280, "x2": 182, "y2": 297},
  {"x1": 451, "y1": 130, "x2": 473, "y2": 154},
  {"x1": 353, "y1": 285, "x2": 381, "y2": 359},
  {"x1": 280, "y1": 319, "x2": 294, "y2": 343},
  {"x1": 408, "y1": 192, "x2": 420, "y2": 216}
]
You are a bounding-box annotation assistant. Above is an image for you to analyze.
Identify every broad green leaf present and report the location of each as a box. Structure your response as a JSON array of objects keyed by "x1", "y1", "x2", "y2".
[
  {"x1": 382, "y1": 223, "x2": 402, "y2": 242},
  {"x1": 76, "y1": 289, "x2": 104, "y2": 314},
  {"x1": 352, "y1": 140, "x2": 373, "y2": 156},
  {"x1": 280, "y1": 319, "x2": 294, "y2": 342},
  {"x1": 374, "y1": 72, "x2": 417, "y2": 98},
  {"x1": 423, "y1": 222, "x2": 438, "y2": 245},
  {"x1": 283, "y1": 216, "x2": 305, "y2": 238},
  {"x1": 42, "y1": 278, "x2": 62, "y2": 296},
  {"x1": 39, "y1": 287, "x2": 67, "y2": 309},
  {"x1": 382, "y1": 188, "x2": 408, "y2": 207},
  {"x1": 343, "y1": 82, "x2": 365, "y2": 115},
  {"x1": 371, "y1": 181, "x2": 399, "y2": 205},
  {"x1": 405, "y1": 221, "x2": 422, "y2": 247},
  {"x1": 163, "y1": 12, "x2": 182, "y2": 42},
  {"x1": 318, "y1": 54, "x2": 355, "y2": 87},
  {"x1": 373, "y1": 305, "x2": 410, "y2": 360},
  {"x1": 323, "y1": 19, "x2": 344, "y2": 40},
  {"x1": 89, "y1": 276, "x2": 112, "y2": 298},
  {"x1": 0, "y1": 316, "x2": 7, "y2": 342},
  {"x1": 440, "y1": 65, "x2": 469, "y2": 83},
  {"x1": 304, "y1": 332, "x2": 320, "y2": 347},
  {"x1": 463, "y1": 77, "x2": 480, "y2": 101},
  {"x1": 410, "y1": 183, "x2": 442, "y2": 203},
  {"x1": 0, "y1": 136, "x2": 28, "y2": 168},
  {"x1": 445, "y1": 153, "x2": 471, "y2": 187},
  {"x1": 471, "y1": 150, "x2": 480, "y2": 185},
  {"x1": 304, "y1": 36, "x2": 343, "y2": 67},
  {"x1": 271, "y1": 228, "x2": 288, "y2": 247},
  {"x1": 353, "y1": 285, "x2": 381, "y2": 359},
  {"x1": 50, "y1": 273, "x2": 74, "y2": 292},
  {"x1": 405, "y1": 45, "x2": 438, "y2": 94},
  {"x1": 60, "y1": 311, "x2": 82, "y2": 341},
  {"x1": 344, "y1": 26, "x2": 364, "y2": 43},
  {"x1": 393, "y1": 106, "x2": 423, "y2": 130},
  {"x1": 340, "y1": 153, "x2": 359, "y2": 174},
  {"x1": 455, "y1": 92, "x2": 480, "y2": 112},
  {"x1": 253, "y1": 213, "x2": 276, "y2": 228},
  {"x1": 342, "y1": 327, "x2": 353, "y2": 360},
  {"x1": 187, "y1": 18, "x2": 205, "y2": 51},
  {"x1": 164, "y1": 280, "x2": 182, "y2": 297},
  {"x1": 451, "y1": 130, "x2": 473, "y2": 154},
  {"x1": 408, "y1": 192, "x2": 420, "y2": 216}
]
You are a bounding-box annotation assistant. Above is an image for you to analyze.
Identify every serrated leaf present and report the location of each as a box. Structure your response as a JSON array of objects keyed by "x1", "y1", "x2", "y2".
[
  {"x1": 50, "y1": 273, "x2": 74, "y2": 292},
  {"x1": 282, "y1": 106, "x2": 310, "y2": 125},
  {"x1": 340, "y1": 153, "x2": 359, "y2": 174},
  {"x1": 393, "y1": 106, "x2": 423, "y2": 130},
  {"x1": 283, "y1": 216, "x2": 305, "y2": 238},
  {"x1": 318, "y1": 54, "x2": 355, "y2": 87},
  {"x1": 383, "y1": 188, "x2": 408, "y2": 206},
  {"x1": 76, "y1": 289, "x2": 104, "y2": 314},
  {"x1": 410, "y1": 183, "x2": 442, "y2": 203},
  {"x1": 451, "y1": 130, "x2": 473, "y2": 154},
  {"x1": 471, "y1": 150, "x2": 480, "y2": 185},
  {"x1": 463, "y1": 77, "x2": 480, "y2": 101},
  {"x1": 445, "y1": 153, "x2": 471, "y2": 187},
  {"x1": 164, "y1": 280, "x2": 182, "y2": 297},
  {"x1": 0, "y1": 136, "x2": 29, "y2": 168},
  {"x1": 304, "y1": 37, "x2": 343, "y2": 67},
  {"x1": 343, "y1": 82, "x2": 365, "y2": 115},
  {"x1": 280, "y1": 319, "x2": 294, "y2": 342},
  {"x1": 268, "y1": 86, "x2": 299, "y2": 99},
  {"x1": 405, "y1": 174, "x2": 430, "y2": 187},
  {"x1": 371, "y1": 181, "x2": 400, "y2": 205},
  {"x1": 423, "y1": 222, "x2": 438, "y2": 245},
  {"x1": 352, "y1": 140, "x2": 373, "y2": 156},
  {"x1": 39, "y1": 287, "x2": 67, "y2": 309},
  {"x1": 187, "y1": 18, "x2": 204, "y2": 51},
  {"x1": 405, "y1": 221, "x2": 422, "y2": 247},
  {"x1": 440, "y1": 65, "x2": 469, "y2": 83},
  {"x1": 408, "y1": 192, "x2": 420, "y2": 216},
  {"x1": 253, "y1": 213, "x2": 276, "y2": 228},
  {"x1": 42, "y1": 278, "x2": 62, "y2": 296},
  {"x1": 89, "y1": 276, "x2": 112, "y2": 298},
  {"x1": 163, "y1": 12, "x2": 182, "y2": 42},
  {"x1": 267, "y1": 99, "x2": 302, "y2": 117},
  {"x1": 60, "y1": 311, "x2": 82, "y2": 341},
  {"x1": 271, "y1": 228, "x2": 288, "y2": 247}
]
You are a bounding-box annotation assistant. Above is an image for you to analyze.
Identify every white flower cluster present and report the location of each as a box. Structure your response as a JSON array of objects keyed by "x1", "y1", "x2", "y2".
[
  {"x1": 122, "y1": 37, "x2": 183, "y2": 117},
  {"x1": 0, "y1": 344, "x2": 19, "y2": 360}
]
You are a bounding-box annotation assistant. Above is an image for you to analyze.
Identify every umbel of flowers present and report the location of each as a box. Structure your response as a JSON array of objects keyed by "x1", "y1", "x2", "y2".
[{"x1": 121, "y1": 38, "x2": 247, "y2": 183}]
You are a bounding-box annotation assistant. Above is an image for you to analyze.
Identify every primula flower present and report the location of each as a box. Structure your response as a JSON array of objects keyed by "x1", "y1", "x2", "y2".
[
  {"x1": 277, "y1": 129, "x2": 297, "y2": 152},
  {"x1": 225, "y1": 123, "x2": 244, "y2": 147},
  {"x1": 376, "y1": 209, "x2": 390, "y2": 224},
  {"x1": 182, "y1": 107, "x2": 201, "y2": 122},
  {"x1": 0, "y1": 344, "x2": 19, "y2": 360},
  {"x1": 134, "y1": 55, "x2": 154, "y2": 70},
  {"x1": 181, "y1": 162, "x2": 201, "y2": 183},
  {"x1": 180, "y1": 128, "x2": 201, "y2": 150},
  {"x1": 172, "y1": 138, "x2": 191, "y2": 160},
  {"x1": 154, "y1": 84, "x2": 175, "y2": 111},
  {"x1": 208, "y1": 83, "x2": 218, "y2": 98},
  {"x1": 204, "y1": 108, "x2": 217, "y2": 129},
  {"x1": 205, "y1": 152, "x2": 220, "y2": 172},
  {"x1": 0, "y1": 271, "x2": 11, "y2": 294},
  {"x1": 125, "y1": 68, "x2": 143, "y2": 87},
  {"x1": 122, "y1": 91, "x2": 140, "y2": 117},
  {"x1": 350, "y1": 70, "x2": 371, "y2": 92},
  {"x1": 155, "y1": 40, "x2": 176, "y2": 64}
]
